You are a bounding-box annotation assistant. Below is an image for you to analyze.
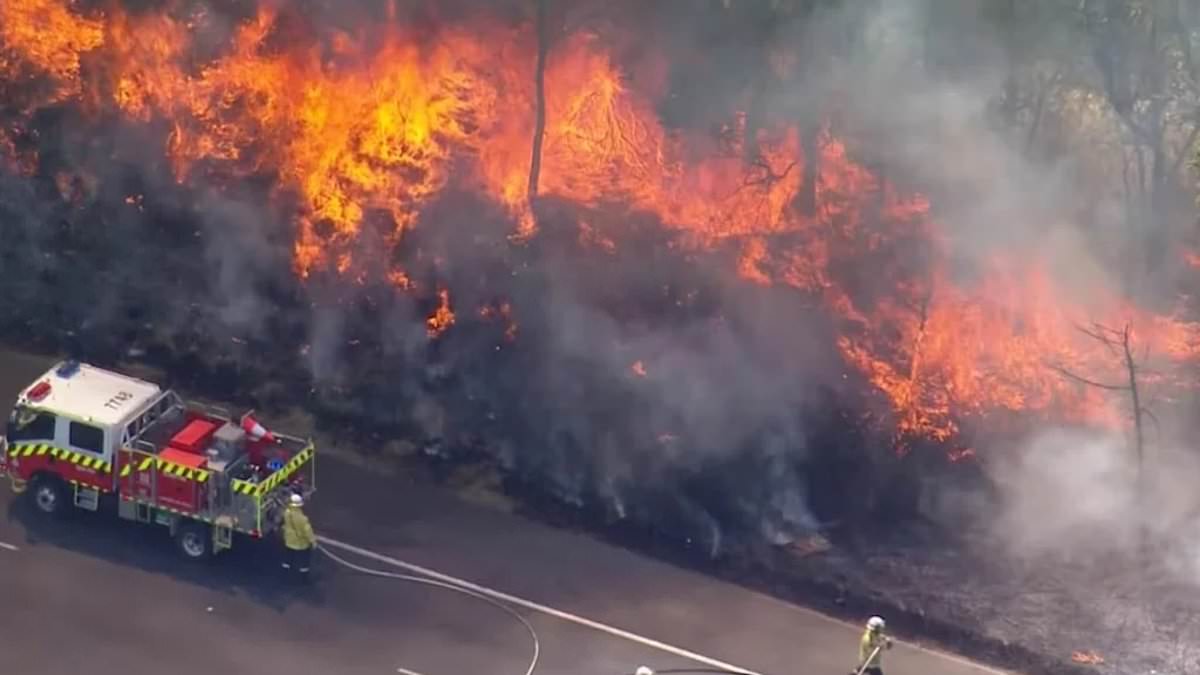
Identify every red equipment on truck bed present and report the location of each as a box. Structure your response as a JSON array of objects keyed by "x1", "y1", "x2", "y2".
[{"x1": 170, "y1": 418, "x2": 219, "y2": 454}]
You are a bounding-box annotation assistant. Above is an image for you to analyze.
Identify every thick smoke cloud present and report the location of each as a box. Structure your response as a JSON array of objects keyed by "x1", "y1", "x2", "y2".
[
  {"x1": 513, "y1": 252, "x2": 835, "y2": 543},
  {"x1": 195, "y1": 190, "x2": 290, "y2": 338},
  {"x1": 770, "y1": 2, "x2": 1118, "y2": 299}
]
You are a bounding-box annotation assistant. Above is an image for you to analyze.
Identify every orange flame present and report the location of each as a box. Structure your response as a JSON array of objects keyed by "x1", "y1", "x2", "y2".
[
  {"x1": 479, "y1": 301, "x2": 518, "y2": 342},
  {"x1": 426, "y1": 288, "x2": 455, "y2": 339},
  {"x1": 3, "y1": 1, "x2": 1199, "y2": 454},
  {"x1": 1071, "y1": 650, "x2": 1104, "y2": 665},
  {"x1": 0, "y1": 0, "x2": 104, "y2": 106}
]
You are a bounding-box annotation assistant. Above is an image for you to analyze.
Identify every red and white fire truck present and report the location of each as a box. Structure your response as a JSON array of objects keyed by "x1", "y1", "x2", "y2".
[{"x1": 0, "y1": 360, "x2": 315, "y2": 559}]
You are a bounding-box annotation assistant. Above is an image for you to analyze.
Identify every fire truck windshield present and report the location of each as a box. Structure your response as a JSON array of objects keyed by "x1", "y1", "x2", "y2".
[
  {"x1": 6, "y1": 406, "x2": 55, "y2": 442},
  {"x1": 7, "y1": 406, "x2": 29, "y2": 430}
]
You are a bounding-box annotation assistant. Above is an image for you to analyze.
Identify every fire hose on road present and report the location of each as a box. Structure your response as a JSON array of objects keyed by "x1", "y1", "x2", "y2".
[
  {"x1": 318, "y1": 542, "x2": 876, "y2": 675},
  {"x1": 316, "y1": 543, "x2": 541, "y2": 675},
  {"x1": 626, "y1": 644, "x2": 880, "y2": 675},
  {"x1": 318, "y1": 540, "x2": 886, "y2": 675},
  {"x1": 624, "y1": 662, "x2": 753, "y2": 667}
]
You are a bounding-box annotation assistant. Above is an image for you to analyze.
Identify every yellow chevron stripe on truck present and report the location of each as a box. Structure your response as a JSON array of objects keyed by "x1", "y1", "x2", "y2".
[
  {"x1": 153, "y1": 457, "x2": 211, "y2": 483},
  {"x1": 230, "y1": 445, "x2": 314, "y2": 498},
  {"x1": 9, "y1": 442, "x2": 305, "y2": 490},
  {"x1": 125, "y1": 453, "x2": 209, "y2": 483},
  {"x1": 231, "y1": 479, "x2": 258, "y2": 495},
  {"x1": 7, "y1": 443, "x2": 112, "y2": 473}
]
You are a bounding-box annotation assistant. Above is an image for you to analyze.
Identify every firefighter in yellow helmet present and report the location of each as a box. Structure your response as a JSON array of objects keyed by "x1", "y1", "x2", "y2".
[
  {"x1": 281, "y1": 492, "x2": 316, "y2": 580},
  {"x1": 856, "y1": 616, "x2": 893, "y2": 675}
]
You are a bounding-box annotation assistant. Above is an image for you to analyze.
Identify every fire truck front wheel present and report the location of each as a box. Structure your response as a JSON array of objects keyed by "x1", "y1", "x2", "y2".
[
  {"x1": 176, "y1": 522, "x2": 212, "y2": 560},
  {"x1": 29, "y1": 475, "x2": 67, "y2": 517}
]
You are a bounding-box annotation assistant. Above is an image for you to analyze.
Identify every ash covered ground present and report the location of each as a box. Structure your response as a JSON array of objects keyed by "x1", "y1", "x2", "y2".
[{"x1": 4, "y1": 0, "x2": 1200, "y2": 672}]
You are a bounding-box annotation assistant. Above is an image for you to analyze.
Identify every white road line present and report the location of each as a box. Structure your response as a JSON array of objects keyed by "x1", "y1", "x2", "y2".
[
  {"x1": 396, "y1": 668, "x2": 425, "y2": 675},
  {"x1": 318, "y1": 536, "x2": 762, "y2": 675},
  {"x1": 0, "y1": 542, "x2": 18, "y2": 552}
]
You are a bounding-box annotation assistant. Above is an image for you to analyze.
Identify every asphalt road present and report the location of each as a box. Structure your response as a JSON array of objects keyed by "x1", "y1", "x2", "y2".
[{"x1": 0, "y1": 348, "x2": 1010, "y2": 675}]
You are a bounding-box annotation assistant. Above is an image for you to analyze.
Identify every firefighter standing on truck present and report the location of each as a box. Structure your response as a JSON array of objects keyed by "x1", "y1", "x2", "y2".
[
  {"x1": 857, "y1": 615, "x2": 893, "y2": 675},
  {"x1": 281, "y1": 492, "x2": 316, "y2": 579}
]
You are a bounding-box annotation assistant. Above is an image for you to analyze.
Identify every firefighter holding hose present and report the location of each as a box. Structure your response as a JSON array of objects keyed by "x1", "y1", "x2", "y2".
[
  {"x1": 855, "y1": 616, "x2": 893, "y2": 675},
  {"x1": 281, "y1": 492, "x2": 317, "y2": 581}
]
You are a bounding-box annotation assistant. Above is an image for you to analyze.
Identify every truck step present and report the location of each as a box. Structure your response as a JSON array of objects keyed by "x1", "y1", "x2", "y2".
[
  {"x1": 74, "y1": 486, "x2": 99, "y2": 512},
  {"x1": 213, "y1": 515, "x2": 235, "y2": 553}
]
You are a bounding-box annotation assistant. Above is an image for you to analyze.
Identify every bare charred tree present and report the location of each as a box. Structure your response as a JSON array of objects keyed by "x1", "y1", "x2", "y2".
[
  {"x1": 798, "y1": 120, "x2": 821, "y2": 218},
  {"x1": 1051, "y1": 322, "x2": 1156, "y2": 556},
  {"x1": 527, "y1": 0, "x2": 551, "y2": 206}
]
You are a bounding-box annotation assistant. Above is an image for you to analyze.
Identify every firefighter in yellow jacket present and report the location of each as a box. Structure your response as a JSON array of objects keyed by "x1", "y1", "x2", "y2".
[
  {"x1": 281, "y1": 493, "x2": 316, "y2": 579},
  {"x1": 857, "y1": 616, "x2": 893, "y2": 675}
]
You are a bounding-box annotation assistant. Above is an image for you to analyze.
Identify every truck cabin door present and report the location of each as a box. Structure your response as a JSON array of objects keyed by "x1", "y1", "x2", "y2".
[
  {"x1": 4, "y1": 407, "x2": 58, "y2": 475},
  {"x1": 56, "y1": 417, "x2": 114, "y2": 491}
]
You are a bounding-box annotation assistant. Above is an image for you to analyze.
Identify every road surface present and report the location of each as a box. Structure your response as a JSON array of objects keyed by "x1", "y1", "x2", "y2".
[{"x1": 0, "y1": 348, "x2": 1010, "y2": 675}]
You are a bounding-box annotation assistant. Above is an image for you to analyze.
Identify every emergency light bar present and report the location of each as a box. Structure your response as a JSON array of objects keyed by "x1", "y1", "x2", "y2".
[{"x1": 56, "y1": 360, "x2": 81, "y2": 378}]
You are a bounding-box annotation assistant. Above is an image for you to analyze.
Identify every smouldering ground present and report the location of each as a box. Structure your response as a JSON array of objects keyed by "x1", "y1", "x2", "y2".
[{"x1": 776, "y1": 517, "x2": 1200, "y2": 675}]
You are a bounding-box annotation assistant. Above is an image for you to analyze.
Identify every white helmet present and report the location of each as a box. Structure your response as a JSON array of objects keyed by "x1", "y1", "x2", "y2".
[
  {"x1": 290, "y1": 493, "x2": 304, "y2": 507},
  {"x1": 634, "y1": 668, "x2": 655, "y2": 675},
  {"x1": 867, "y1": 616, "x2": 885, "y2": 631}
]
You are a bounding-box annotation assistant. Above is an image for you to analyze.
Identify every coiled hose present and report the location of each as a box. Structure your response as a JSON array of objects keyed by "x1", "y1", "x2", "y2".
[{"x1": 317, "y1": 543, "x2": 541, "y2": 675}]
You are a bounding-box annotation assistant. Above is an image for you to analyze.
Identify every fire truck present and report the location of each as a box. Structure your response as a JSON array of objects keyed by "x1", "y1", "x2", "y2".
[{"x1": 0, "y1": 360, "x2": 316, "y2": 559}]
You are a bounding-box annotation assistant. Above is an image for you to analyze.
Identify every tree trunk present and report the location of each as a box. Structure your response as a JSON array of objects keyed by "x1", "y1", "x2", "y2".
[
  {"x1": 1143, "y1": 8, "x2": 1169, "y2": 285},
  {"x1": 921, "y1": 0, "x2": 936, "y2": 72},
  {"x1": 1128, "y1": 145, "x2": 1148, "y2": 296},
  {"x1": 744, "y1": 71, "x2": 766, "y2": 164},
  {"x1": 800, "y1": 121, "x2": 820, "y2": 218},
  {"x1": 527, "y1": 0, "x2": 550, "y2": 206},
  {"x1": 1121, "y1": 325, "x2": 1149, "y2": 563},
  {"x1": 1121, "y1": 327, "x2": 1144, "y2": 484},
  {"x1": 1000, "y1": 0, "x2": 1021, "y2": 128},
  {"x1": 1146, "y1": 129, "x2": 1168, "y2": 283},
  {"x1": 1024, "y1": 75, "x2": 1049, "y2": 155},
  {"x1": 1052, "y1": 320, "x2": 1153, "y2": 561},
  {"x1": 901, "y1": 292, "x2": 933, "y2": 442}
]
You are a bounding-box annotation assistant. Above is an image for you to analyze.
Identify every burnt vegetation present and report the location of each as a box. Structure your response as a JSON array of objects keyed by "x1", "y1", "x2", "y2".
[{"x1": 3, "y1": 0, "x2": 1200, "y2": 672}]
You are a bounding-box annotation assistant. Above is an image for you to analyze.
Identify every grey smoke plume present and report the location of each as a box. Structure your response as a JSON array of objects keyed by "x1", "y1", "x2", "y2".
[
  {"x1": 193, "y1": 190, "x2": 288, "y2": 338},
  {"x1": 514, "y1": 267, "x2": 834, "y2": 541},
  {"x1": 986, "y1": 425, "x2": 1200, "y2": 578}
]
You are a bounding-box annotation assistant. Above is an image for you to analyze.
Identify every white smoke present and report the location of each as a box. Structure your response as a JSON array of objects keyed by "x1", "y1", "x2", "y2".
[{"x1": 988, "y1": 426, "x2": 1200, "y2": 582}]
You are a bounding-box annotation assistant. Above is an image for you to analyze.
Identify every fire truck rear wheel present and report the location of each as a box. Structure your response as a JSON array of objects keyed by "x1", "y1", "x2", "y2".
[
  {"x1": 30, "y1": 475, "x2": 67, "y2": 516},
  {"x1": 176, "y1": 522, "x2": 212, "y2": 560}
]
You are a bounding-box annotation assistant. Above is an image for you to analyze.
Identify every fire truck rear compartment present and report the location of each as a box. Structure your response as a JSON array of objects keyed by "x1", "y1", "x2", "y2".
[{"x1": 121, "y1": 399, "x2": 314, "y2": 538}]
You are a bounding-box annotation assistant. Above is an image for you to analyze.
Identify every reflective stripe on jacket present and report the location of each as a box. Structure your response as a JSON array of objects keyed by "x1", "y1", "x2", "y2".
[
  {"x1": 282, "y1": 504, "x2": 316, "y2": 550},
  {"x1": 859, "y1": 629, "x2": 885, "y2": 668}
]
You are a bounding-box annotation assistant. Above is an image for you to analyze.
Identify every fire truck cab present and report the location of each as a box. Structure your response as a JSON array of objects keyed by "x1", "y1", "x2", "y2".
[{"x1": 1, "y1": 360, "x2": 316, "y2": 559}]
